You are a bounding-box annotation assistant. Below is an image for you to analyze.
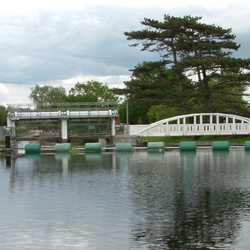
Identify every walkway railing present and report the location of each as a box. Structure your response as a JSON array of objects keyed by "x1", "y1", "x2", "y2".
[{"x1": 7, "y1": 102, "x2": 119, "y2": 112}]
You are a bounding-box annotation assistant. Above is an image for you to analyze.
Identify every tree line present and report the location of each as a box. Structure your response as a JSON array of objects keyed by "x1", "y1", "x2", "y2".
[{"x1": 1, "y1": 15, "x2": 250, "y2": 126}]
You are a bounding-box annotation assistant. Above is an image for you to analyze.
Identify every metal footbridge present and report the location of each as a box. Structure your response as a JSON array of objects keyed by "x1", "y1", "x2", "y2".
[
  {"x1": 127, "y1": 113, "x2": 250, "y2": 137},
  {"x1": 7, "y1": 102, "x2": 119, "y2": 141}
]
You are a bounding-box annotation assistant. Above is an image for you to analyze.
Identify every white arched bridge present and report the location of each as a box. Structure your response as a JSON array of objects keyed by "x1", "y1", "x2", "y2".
[{"x1": 127, "y1": 113, "x2": 250, "y2": 137}]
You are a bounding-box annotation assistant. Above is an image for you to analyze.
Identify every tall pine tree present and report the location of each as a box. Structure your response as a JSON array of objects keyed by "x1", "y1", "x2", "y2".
[{"x1": 124, "y1": 15, "x2": 250, "y2": 115}]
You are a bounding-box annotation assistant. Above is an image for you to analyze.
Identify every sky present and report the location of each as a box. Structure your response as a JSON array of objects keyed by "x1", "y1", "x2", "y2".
[{"x1": 0, "y1": 0, "x2": 250, "y2": 105}]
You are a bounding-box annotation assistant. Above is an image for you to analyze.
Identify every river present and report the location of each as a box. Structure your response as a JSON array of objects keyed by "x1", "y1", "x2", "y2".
[{"x1": 0, "y1": 149, "x2": 250, "y2": 249}]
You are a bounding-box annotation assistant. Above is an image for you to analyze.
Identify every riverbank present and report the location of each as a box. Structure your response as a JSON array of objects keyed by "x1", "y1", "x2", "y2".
[
  {"x1": 1, "y1": 135, "x2": 250, "y2": 153},
  {"x1": 140, "y1": 135, "x2": 250, "y2": 146}
]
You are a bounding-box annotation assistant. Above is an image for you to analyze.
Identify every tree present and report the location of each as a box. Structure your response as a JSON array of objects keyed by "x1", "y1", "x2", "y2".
[
  {"x1": 29, "y1": 85, "x2": 67, "y2": 105},
  {"x1": 0, "y1": 105, "x2": 7, "y2": 126},
  {"x1": 147, "y1": 105, "x2": 181, "y2": 123},
  {"x1": 115, "y1": 61, "x2": 193, "y2": 123},
  {"x1": 68, "y1": 80, "x2": 119, "y2": 103},
  {"x1": 124, "y1": 15, "x2": 250, "y2": 115}
]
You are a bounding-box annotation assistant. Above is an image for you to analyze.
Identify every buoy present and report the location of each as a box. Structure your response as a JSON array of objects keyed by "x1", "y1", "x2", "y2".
[
  {"x1": 85, "y1": 143, "x2": 102, "y2": 152},
  {"x1": 212, "y1": 141, "x2": 229, "y2": 150},
  {"x1": 179, "y1": 141, "x2": 197, "y2": 151},
  {"x1": 116, "y1": 142, "x2": 133, "y2": 151},
  {"x1": 55, "y1": 143, "x2": 71, "y2": 152},
  {"x1": 244, "y1": 141, "x2": 250, "y2": 150},
  {"x1": 24, "y1": 143, "x2": 41, "y2": 153},
  {"x1": 147, "y1": 142, "x2": 165, "y2": 150}
]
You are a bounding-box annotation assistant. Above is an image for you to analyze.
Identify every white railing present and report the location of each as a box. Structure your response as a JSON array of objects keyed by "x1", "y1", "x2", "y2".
[{"x1": 127, "y1": 113, "x2": 250, "y2": 137}]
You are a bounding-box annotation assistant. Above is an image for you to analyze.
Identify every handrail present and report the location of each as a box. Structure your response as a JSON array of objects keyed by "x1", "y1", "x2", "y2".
[{"x1": 7, "y1": 102, "x2": 120, "y2": 112}]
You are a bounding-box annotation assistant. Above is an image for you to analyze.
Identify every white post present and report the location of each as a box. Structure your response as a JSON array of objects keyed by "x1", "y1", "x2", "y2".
[
  {"x1": 111, "y1": 118, "x2": 116, "y2": 136},
  {"x1": 61, "y1": 119, "x2": 68, "y2": 142},
  {"x1": 216, "y1": 115, "x2": 219, "y2": 124},
  {"x1": 200, "y1": 115, "x2": 204, "y2": 134},
  {"x1": 232, "y1": 117, "x2": 236, "y2": 134},
  {"x1": 183, "y1": 117, "x2": 186, "y2": 135}
]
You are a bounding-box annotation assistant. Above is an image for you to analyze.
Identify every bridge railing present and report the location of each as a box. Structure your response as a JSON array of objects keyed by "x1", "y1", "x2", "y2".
[
  {"x1": 7, "y1": 102, "x2": 119, "y2": 112},
  {"x1": 129, "y1": 123, "x2": 250, "y2": 136}
]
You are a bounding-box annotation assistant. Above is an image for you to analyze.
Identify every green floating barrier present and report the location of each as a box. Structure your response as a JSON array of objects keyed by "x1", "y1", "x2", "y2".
[
  {"x1": 116, "y1": 142, "x2": 133, "y2": 151},
  {"x1": 55, "y1": 143, "x2": 71, "y2": 152},
  {"x1": 24, "y1": 143, "x2": 41, "y2": 153},
  {"x1": 212, "y1": 141, "x2": 230, "y2": 150},
  {"x1": 180, "y1": 141, "x2": 197, "y2": 151},
  {"x1": 245, "y1": 141, "x2": 250, "y2": 150},
  {"x1": 85, "y1": 143, "x2": 102, "y2": 152},
  {"x1": 147, "y1": 142, "x2": 165, "y2": 150}
]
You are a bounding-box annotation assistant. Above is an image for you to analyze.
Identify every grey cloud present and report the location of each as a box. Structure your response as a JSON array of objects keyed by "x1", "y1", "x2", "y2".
[
  {"x1": 0, "y1": 4, "x2": 250, "y2": 88},
  {"x1": 0, "y1": 7, "x2": 159, "y2": 85}
]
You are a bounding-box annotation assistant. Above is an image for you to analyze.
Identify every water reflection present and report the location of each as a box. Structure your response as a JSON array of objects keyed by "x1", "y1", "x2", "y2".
[
  {"x1": 1, "y1": 150, "x2": 250, "y2": 249},
  {"x1": 5, "y1": 154, "x2": 11, "y2": 167},
  {"x1": 25, "y1": 153, "x2": 41, "y2": 159},
  {"x1": 128, "y1": 150, "x2": 250, "y2": 249}
]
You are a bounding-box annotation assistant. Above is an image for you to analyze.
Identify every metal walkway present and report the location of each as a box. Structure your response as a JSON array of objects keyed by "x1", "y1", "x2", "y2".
[
  {"x1": 7, "y1": 102, "x2": 119, "y2": 120},
  {"x1": 7, "y1": 102, "x2": 119, "y2": 141}
]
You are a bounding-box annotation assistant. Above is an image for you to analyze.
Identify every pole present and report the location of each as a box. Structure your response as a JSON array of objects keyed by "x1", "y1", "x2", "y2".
[{"x1": 126, "y1": 99, "x2": 129, "y2": 125}]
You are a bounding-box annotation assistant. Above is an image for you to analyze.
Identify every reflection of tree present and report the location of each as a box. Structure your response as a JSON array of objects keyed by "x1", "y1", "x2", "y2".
[
  {"x1": 8, "y1": 154, "x2": 114, "y2": 192},
  {"x1": 128, "y1": 151, "x2": 248, "y2": 249}
]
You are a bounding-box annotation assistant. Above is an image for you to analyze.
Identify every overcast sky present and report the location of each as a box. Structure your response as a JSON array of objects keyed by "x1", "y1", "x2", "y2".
[{"x1": 0, "y1": 0, "x2": 250, "y2": 105}]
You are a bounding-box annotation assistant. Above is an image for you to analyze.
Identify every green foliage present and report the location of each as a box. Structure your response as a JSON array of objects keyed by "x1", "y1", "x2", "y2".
[
  {"x1": 68, "y1": 80, "x2": 119, "y2": 103},
  {"x1": 29, "y1": 85, "x2": 67, "y2": 105},
  {"x1": 117, "y1": 102, "x2": 127, "y2": 123},
  {"x1": 125, "y1": 61, "x2": 180, "y2": 107},
  {"x1": 28, "y1": 81, "x2": 120, "y2": 110},
  {"x1": 0, "y1": 105, "x2": 7, "y2": 126},
  {"x1": 147, "y1": 105, "x2": 181, "y2": 123},
  {"x1": 118, "y1": 61, "x2": 193, "y2": 123}
]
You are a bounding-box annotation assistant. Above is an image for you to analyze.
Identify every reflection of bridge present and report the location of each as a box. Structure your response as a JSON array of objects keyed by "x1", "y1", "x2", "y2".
[
  {"x1": 7, "y1": 103, "x2": 119, "y2": 142},
  {"x1": 127, "y1": 113, "x2": 250, "y2": 137}
]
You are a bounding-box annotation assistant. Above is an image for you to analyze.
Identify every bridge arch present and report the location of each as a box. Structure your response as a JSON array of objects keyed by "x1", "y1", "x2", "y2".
[{"x1": 129, "y1": 113, "x2": 250, "y2": 137}]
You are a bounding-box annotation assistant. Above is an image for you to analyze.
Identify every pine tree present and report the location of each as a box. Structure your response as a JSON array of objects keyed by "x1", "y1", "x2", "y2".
[{"x1": 124, "y1": 15, "x2": 250, "y2": 114}]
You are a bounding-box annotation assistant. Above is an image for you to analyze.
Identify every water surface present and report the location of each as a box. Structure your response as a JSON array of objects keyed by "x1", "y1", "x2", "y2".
[{"x1": 1, "y1": 149, "x2": 250, "y2": 249}]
